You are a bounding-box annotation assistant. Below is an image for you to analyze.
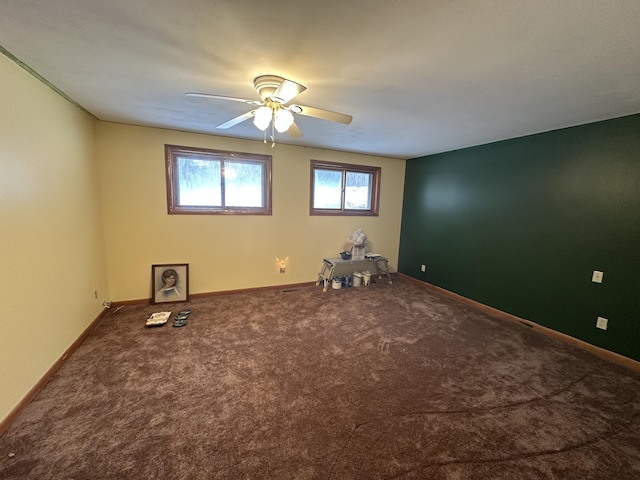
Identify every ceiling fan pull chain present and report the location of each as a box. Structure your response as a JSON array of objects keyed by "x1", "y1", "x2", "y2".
[{"x1": 271, "y1": 116, "x2": 276, "y2": 148}]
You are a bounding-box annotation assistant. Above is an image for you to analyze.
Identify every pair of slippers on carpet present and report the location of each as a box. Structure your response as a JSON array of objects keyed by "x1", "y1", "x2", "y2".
[{"x1": 173, "y1": 310, "x2": 191, "y2": 328}]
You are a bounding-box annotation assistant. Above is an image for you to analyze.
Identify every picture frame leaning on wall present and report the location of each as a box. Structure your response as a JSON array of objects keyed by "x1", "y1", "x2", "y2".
[{"x1": 151, "y1": 263, "x2": 189, "y2": 304}]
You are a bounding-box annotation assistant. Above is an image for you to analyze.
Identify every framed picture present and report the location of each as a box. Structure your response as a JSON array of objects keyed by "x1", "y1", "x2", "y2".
[{"x1": 151, "y1": 263, "x2": 189, "y2": 304}]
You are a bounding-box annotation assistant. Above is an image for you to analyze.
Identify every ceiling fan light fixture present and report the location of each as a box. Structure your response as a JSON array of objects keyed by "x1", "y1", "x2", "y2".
[
  {"x1": 274, "y1": 109, "x2": 294, "y2": 133},
  {"x1": 253, "y1": 106, "x2": 272, "y2": 131},
  {"x1": 188, "y1": 74, "x2": 351, "y2": 140}
]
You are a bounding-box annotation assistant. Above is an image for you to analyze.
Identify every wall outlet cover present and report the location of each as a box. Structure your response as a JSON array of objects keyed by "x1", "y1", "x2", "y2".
[
  {"x1": 592, "y1": 270, "x2": 603, "y2": 283},
  {"x1": 596, "y1": 316, "x2": 608, "y2": 330}
]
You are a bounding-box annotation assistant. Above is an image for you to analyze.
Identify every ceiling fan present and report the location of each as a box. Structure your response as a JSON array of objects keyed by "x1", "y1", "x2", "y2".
[{"x1": 186, "y1": 75, "x2": 352, "y2": 145}]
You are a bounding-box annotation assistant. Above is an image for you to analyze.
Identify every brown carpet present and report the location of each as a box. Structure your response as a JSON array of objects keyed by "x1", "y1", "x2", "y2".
[{"x1": 1, "y1": 276, "x2": 639, "y2": 479}]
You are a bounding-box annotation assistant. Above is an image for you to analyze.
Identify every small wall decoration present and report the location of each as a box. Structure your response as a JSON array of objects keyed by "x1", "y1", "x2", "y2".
[
  {"x1": 151, "y1": 263, "x2": 189, "y2": 304},
  {"x1": 275, "y1": 256, "x2": 289, "y2": 273}
]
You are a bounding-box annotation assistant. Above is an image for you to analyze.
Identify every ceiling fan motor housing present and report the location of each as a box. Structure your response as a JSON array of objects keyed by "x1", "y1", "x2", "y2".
[{"x1": 254, "y1": 75, "x2": 286, "y2": 102}]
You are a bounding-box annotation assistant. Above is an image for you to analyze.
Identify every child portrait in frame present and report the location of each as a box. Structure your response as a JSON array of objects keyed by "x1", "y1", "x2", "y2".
[{"x1": 151, "y1": 263, "x2": 189, "y2": 304}]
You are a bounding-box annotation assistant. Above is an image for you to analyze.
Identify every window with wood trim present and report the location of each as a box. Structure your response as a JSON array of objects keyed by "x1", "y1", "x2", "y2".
[
  {"x1": 165, "y1": 144, "x2": 272, "y2": 215},
  {"x1": 310, "y1": 160, "x2": 380, "y2": 216}
]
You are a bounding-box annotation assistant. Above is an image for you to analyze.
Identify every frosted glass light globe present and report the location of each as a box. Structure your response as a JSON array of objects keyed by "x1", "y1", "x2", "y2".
[{"x1": 253, "y1": 106, "x2": 272, "y2": 131}]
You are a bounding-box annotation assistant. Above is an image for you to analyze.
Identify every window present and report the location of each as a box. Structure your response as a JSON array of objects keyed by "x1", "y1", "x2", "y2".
[
  {"x1": 310, "y1": 160, "x2": 380, "y2": 216},
  {"x1": 165, "y1": 145, "x2": 271, "y2": 215}
]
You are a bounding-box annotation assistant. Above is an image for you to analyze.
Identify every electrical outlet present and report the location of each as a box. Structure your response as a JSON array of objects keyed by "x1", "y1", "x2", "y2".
[
  {"x1": 592, "y1": 270, "x2": 603, "y2": 283},
  {"x1": 596, "y1": 317, "x2": 608, "y2": 330},
  {"x1": 421, "y1": 264, "x2": 426, "y2": 272}
]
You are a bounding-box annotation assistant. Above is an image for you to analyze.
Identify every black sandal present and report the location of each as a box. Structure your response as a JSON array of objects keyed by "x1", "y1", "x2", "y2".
[
  {"x1": 173, "y1": 309, "x2": 191, "y2": 327},
  {"x1": 173, "y1": 318, "x2": 188, "y2": 327}
]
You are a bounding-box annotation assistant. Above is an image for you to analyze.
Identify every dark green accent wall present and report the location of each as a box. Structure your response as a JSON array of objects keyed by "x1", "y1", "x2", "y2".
[{"x1": 399, "y1": 114, "x2": 640, "y2": 361}]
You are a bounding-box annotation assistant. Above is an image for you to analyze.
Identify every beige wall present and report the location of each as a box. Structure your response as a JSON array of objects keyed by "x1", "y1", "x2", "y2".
[
  {"x1": 96, "y1": 122, "x2": 406, "y2": 301},
  {"x1": 0, "y1": 55, "x2": 109, "y2": 423}
]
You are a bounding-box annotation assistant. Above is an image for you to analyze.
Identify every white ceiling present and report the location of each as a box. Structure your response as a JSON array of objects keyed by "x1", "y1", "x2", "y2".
[{"x1": 2, "y1": 0, "x2": 640, "y2": 159}]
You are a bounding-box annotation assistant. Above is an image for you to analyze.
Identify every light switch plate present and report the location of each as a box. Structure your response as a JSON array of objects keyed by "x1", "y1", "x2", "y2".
[{"x1": 592, "y1": 270, "x2": 603, "y2": 283}]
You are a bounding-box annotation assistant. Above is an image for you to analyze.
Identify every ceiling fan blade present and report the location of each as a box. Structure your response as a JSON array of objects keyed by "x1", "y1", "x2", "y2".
[
  {"x1": 217, "y1": 111, "x2": 255, "y2": 129},
  {"x1": 291, "y1": 104, "x2": 352, "y2": 125},
  {"x1": 287, "y1": 121, "x2": 303, "y2": 138},
  {"x1": 185, "y1": 92, "x2": 262, "y2": 105},
  {"x1": 271, "y1": 79, "x2": 306, "y2": 104}
]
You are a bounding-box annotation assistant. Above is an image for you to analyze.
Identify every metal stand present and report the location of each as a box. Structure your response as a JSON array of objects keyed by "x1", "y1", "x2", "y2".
[{"x1": 315, "y1": 256, "x2": 392, "y2": 292}]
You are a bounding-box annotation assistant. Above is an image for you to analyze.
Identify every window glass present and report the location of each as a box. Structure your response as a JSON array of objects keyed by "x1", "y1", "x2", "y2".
[
  {"x1": 225, "y1": 161, "x2": 264, "y2": 207},
  {"x1": 313, "y1": 169, "x2": 343, "y2": 209},
  {"x1": 177, "y1": 157, "x2": 221, "y2": 206},
  {"x1": 345, "y1": 171, "x2": 372, "y2": 210}
]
